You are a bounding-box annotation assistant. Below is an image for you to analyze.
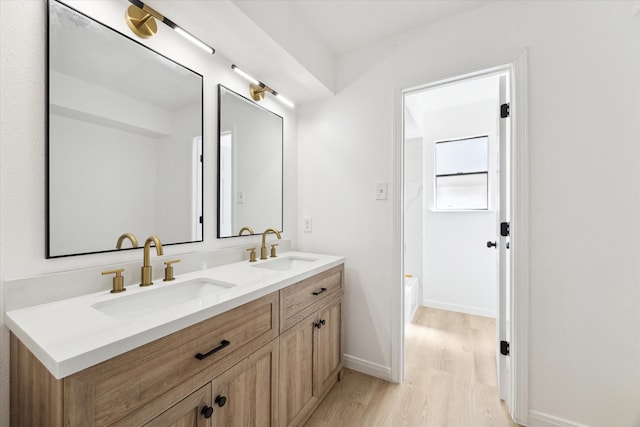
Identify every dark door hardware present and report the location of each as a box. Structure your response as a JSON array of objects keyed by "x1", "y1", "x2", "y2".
[
  {"x1": 215, "y1": 395, "x2": 227, "y2": 407},
  {"x1": 486, "y1": 241, "x2": 497, "y2": 248},
  {"x1": 201, "y1": 405, "x2": 214, "y2": 418},
  {"x1": 500, "y1": 103, "x2": 510, "y2": 118},
  {"x1": 195, "y1": 339, "x2": 231, "y2": 360},
  {"x1": 501, "y1": 222, "x2": 510, "y2": 237},
  {"x1": 500, "y1": 340, "x2": 510, "y2": 356},
  {"x1": 312, "y1": 287, "x2": 327, "y2": 296},
  {"x1": 314, "y1": 319, "x2": 326, "y2": 329}
]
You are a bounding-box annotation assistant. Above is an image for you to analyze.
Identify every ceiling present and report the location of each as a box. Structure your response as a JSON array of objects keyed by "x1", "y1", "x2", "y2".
[
  {"x1": 279, "y1": 0, "x2": 493, "y2": 56},
  {"x1": 404, "y1": 75, "x2": 500, "y2": 139},
  {"x1": 156, "y1": 0, "x2": 493, "y2": 105}
]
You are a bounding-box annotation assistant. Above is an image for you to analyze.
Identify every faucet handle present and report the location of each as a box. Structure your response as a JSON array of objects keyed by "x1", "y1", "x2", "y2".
[
  {"x1": 163, "y1": 259, "x2": 181, "y2": 282},
  {"x1": 246, "y1": 247, "x2": 257, "y2": 263},
  {"x1": 270, "y1": 244, "x2": 279, "y2": 258},
  {"x1": 102, "y1": 268, "x2": 126, "y2": 293}
]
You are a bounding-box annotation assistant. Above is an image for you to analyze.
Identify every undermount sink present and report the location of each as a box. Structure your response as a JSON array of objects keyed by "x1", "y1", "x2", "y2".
[
  {"x1": 92, "y1": 278, "x2": 236, "y2": 320},
  {"x1": 252, "y1": 256, "x2": 318, "y2": 271}
]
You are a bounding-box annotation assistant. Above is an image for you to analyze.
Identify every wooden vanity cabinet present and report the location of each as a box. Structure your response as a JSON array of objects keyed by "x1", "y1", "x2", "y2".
[
  {"x1": 10, "y1": 264, "x2": 343, "y2": 427},
  {"x1": 11, "y1": 292, "x2": 279, "y2": 427},
  {"x1": 279, "y1": 265, "x2": 343, "y2": 427},
  {"x1": 69, "y1": 292, "x2": 279, "y2": 426}
]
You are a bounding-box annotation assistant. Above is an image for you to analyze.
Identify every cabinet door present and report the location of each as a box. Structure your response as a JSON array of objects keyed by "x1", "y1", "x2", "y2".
[
  {"x1": 278, "y1": 314, "x2": 317, "y2": 427},
  {"x1": 212, "y1": 339, "x2": 278, "y2": 426},
  {"x1": 143, "y1": 384, "x2": 212, "y2": 427},
  {"x1": 316, "y1": 299, "x2": 342, "y2": 397}
]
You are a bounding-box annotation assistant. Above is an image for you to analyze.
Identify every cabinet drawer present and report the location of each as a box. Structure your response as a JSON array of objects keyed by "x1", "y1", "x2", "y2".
[
  {"x1": 65, "y1": 292, "x2": 279, "y2": 426},
  {"x1": 281, "y1": 265, "x2": 343, "y2": 332}
]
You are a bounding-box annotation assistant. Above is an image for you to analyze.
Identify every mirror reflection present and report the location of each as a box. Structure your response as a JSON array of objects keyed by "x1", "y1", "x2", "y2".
[
  {"x1": 217, "y1": 85, "x2": 283, "y2": 238},
  {"x1": 47, "y1": 0, "x2": 203, "y2": 258}
]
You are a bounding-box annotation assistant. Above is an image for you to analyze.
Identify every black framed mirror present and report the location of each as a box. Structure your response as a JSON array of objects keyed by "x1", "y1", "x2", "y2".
[
  {"x1": 217, "y1": 85, "x2": 283, "y2": 238},
  {"x1": 47, "y1": 0, "x2": 204, "y2": 258}
]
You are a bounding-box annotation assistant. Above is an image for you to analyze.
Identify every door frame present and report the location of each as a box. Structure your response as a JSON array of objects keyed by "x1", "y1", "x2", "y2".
[{"x1": 391, "y1": 50, "x2": 530, "y2": 424}]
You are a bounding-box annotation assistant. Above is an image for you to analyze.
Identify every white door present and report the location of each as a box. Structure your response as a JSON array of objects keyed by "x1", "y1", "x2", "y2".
[{"x1": 496, "y1": 74, "x2": 512, "y2": 406}]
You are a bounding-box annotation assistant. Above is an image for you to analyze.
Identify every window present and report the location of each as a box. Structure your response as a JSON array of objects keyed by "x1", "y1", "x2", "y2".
[{"x1": 434, "y1": 135, "x2": 489, "y2": 210}]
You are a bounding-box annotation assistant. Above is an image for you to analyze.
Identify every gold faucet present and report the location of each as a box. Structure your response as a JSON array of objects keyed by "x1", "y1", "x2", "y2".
[
  {"x1": 141, "y1": 235, "x2": 163, "y2": 286},
  {"x1": 260, "y1": 228, "x2": 281, "y2": 260},
  {"x1": 238, "y1": 226, "x2": 255, "y2": 236},
  {"x1": 116, "y1": 233, "x2": 138, "y2": 249}
]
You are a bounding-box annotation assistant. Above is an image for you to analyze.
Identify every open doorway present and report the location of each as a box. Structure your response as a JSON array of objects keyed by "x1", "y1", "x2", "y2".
[
  {"x1": 404, "y1": 75, "x2": 503, "y2": 319},
  {"x1": 401, "y1": 67, "x2": 513, "y2": 411}
]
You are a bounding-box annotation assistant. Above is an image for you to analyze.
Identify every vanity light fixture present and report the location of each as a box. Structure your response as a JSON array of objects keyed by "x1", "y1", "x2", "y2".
[
  {"x1": 231, "y1": 64, "x2": 295, "y2": 108},
  {"x1": 125, "y1": 0, "x2": 215, "y2": 54}
]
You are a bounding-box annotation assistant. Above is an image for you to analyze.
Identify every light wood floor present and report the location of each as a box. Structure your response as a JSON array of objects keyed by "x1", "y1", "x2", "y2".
[{"x1": 304, "y1": 307, "x2": 520, "y2": 427}]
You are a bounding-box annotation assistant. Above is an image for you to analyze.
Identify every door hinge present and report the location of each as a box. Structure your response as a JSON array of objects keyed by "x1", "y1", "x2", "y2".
[
  {"x1": 199, "y1": 216, "x2": 203, "y2": 224},
  {"x1": 500, "y1": 222, "x2": 510, "y2": 237},
  {"x1": 500, "y1": 103, "x2": 510, "y2": 118},
  {"x1": 200, "y1": 154, "x2": 203, "y2": 162},
  {"x1": 500, "y1": 340, "x2": 510, "y2": 356}
]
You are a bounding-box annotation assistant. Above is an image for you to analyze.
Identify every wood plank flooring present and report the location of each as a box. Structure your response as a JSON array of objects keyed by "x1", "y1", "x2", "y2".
[{"x1": 304, "y1": 307, "x2": 520, "y2": 427}]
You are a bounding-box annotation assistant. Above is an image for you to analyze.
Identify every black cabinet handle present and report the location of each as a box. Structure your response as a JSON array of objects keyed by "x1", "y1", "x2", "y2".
[
  {"x1": 195, "y1": 340, "x2": 231, "y2": 360},
  {"x1": 486, "y1": 241, "x2": 497, "y2": 248},
  {"x1": 314, "y1": 319, "x2": 326, "y2": 329},
  {"x1": 312, "y1": 287, "x2": 327, "y2": 296},
  {"x1": 201, "y1": 405, "x2": 214, "y2": 419},
  {"x1": 215, "y1": 395, "x2": 227, "y2": 407}
]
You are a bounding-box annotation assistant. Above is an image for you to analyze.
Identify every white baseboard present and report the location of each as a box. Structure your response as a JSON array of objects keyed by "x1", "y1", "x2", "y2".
[
  {"x1": 421, "y1": 299, "x2": 496, "y2": 318},
  {"x1": 343, "y1": 354, "x2": 393, "y2": 382},
  {"x1": 529, "y1": 410, "x2": 592, "y2": 427}
]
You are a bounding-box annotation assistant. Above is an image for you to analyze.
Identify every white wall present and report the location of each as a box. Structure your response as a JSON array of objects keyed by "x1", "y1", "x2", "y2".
[
  {"x1": 49, "y1": 114, "x2": 159, "y2": 254},
  {"x1": 299, "y1": 2, "x2": 640, "y2": 426},
  {"x1": 0, "y1": 1, "x2": 297, "y2": 424},
  {"x1": 156, "y1": 102, "x2": 202, "y2": 243},
  {"x1": 422, "y1": 101, "x2": 498, "y2": 318},
  {"x1": 50, "y1": 73, "x2": 202, "y2": 254},
  {"x1": 50, "y1": 70, "x2": 173, "y2": 137},
  {"x1": 298, "y1": 85, "x2": 396, "y2": 378}
]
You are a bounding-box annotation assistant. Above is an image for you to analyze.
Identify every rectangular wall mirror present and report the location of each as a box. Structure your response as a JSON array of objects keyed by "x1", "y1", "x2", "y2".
[
  {"x1": 47, "y1": 0, "x2": 204, "y2": 258},
  {"x1": 217, "y1": 85, "x2": 283, "y2": 238}
]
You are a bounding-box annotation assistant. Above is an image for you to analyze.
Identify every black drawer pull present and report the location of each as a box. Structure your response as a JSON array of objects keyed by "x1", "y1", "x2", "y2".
[
  {"x1": 195, "y1": 340, "x2": 231, "y2": 360},
  {"x1": 312, "y1": 287, "x2": 327, "y2": 296}
]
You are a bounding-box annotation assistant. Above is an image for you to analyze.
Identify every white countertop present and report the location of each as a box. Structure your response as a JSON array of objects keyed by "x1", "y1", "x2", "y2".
[{"x1": 5, "y1": 251, "x2": 344, "y2": 379}]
